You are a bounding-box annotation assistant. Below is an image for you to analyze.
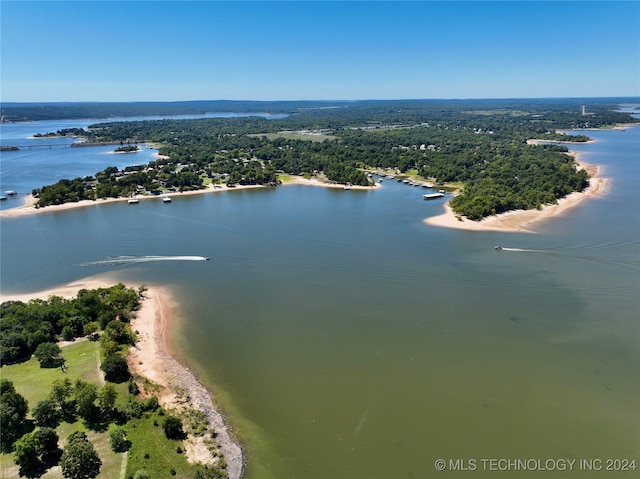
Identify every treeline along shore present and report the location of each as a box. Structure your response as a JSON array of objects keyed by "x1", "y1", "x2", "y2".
[
  {"x1": 4, "y1": 98, "x2": 638, "y2": 223},
  {"x1": 0, "y1": 279, "x2": 244, "y2": 479}
]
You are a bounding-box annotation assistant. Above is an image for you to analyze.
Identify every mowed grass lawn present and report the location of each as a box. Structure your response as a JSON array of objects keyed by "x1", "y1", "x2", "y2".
[
  {"x1": 0, "y1": 340, "x2": 199, "y2": 479},
  {"x1": 248, "y1": 132, "x2": 336, "y2": 142},
  {"x1": 2, "y1": 340, "x2": 101, "y2": 406},
  {"x1": 0, "y1": 340, "x2": 125, "y2": 479}
]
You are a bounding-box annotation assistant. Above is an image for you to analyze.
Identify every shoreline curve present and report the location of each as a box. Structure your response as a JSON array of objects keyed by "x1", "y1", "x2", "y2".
[
  {"x1": 0, "y1": 277, "x2": 245, "y2": 479},
  {"x1": 424, "y1": 151, "x2": 607, "y2": 233},
  {"x1": 0, "y1": 177, "x2": 380, "y2": 219}
]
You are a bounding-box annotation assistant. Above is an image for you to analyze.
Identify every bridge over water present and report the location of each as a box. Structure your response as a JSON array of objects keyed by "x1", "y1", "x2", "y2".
[{"x1": 1, "y1": 143, "x2": 71, "y2": 150}]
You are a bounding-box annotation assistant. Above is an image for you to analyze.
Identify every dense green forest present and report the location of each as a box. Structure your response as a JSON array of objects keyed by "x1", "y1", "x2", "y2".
[
  {"x1": 0, "y1": 283, "x2": 142, "y2": 365},
  {"x1": 1, "y1": 100, "x2": 294, "y2": 121},
  {"x1": 3, "y1": 98, "x2": 637, "y2": 124},
  {"x1": 19, "y1": 99, "x2": 639, "y2": 219}
]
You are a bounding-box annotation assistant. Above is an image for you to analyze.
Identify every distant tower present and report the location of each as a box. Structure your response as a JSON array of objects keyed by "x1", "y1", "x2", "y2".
[{"x1": 581, "y1": 105, "x2": 587, "y2": 115}]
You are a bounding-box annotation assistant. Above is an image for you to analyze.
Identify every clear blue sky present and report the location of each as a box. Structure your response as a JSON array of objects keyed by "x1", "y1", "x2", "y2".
[{"x1": 1, "y1": 1, "x2": 639, "y2": 102}]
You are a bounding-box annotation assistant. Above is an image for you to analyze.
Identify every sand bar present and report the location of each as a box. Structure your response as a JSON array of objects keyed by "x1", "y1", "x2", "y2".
[
  {"x1": 0, "y1": 277, "x2": 244, "y2": 479},
  {"x1": 283, "y1": 176, "x2": 381, "y2": 190},
  {"x1": 0, "y1": 276, "x2": 119, "y2": 303},
  {"x1": 424, "y1": 152, "x2": 607, "y2": 233}
]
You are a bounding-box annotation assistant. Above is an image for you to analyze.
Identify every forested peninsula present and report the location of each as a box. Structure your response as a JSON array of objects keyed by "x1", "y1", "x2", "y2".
[
  {"x1": 0, "y1": 284, "x2": 235, "y2": 478},
  {"x1": 13, "y1": 99, "x2": 638, "y2": 220}
]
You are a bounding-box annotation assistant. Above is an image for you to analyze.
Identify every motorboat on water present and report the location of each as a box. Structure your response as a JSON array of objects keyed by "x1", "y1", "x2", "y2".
[{"x1": 494, "y1": 246, "x2": 503, "y2": 250}]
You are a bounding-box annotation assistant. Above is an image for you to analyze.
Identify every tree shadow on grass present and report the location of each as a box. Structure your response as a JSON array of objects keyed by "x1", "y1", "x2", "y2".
[
  {"x1": 83, "y1": 413, "x2": 111, "y2": 433},
  {"x1": 19, "y1": 449, "x2": 62, "y2": 478},
  {"x1": 59, "y1": 406, "x2": 78, "y2": 424}
]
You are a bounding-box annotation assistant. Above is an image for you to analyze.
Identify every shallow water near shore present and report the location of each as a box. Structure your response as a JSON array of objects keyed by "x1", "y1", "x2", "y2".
[{"x1": 1, "y1": 126, "x2": 639, "y2": 478}]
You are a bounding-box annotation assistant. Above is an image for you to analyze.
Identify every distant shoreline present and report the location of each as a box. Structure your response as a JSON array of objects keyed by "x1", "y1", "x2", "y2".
[
  {"x1": 0, "y1": 184, "x2": 264, "y2": 218},
  {"x1": 0, "y1": 177, "x2": 380, "y2": 219},
  {"x1": 0, "y1": 161, "x2": 605, "y2": 233},
  {"x1": 0, "y1": 126, "x2": 625, "y2": 231}
]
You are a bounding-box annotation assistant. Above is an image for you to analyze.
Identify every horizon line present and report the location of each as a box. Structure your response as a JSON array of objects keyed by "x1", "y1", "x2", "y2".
[{"x1": 3, "y1": 96, "x2": 640, "y2": 106}]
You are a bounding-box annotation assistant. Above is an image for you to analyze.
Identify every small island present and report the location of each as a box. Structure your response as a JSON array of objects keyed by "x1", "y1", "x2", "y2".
[
  {"x1": 114, "y1": 144, "x2": 139, "y2": 153},
  {"x1": 33, "y1": 128, "x2": 87, "y2": 138}
]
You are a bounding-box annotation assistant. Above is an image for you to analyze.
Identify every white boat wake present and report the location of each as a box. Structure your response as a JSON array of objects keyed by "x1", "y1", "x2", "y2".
[
  {"x1": 499, "y1": 247, "x2": 549, "y2": 253},
  {"x1": 82, "y1": 255, "x2": 210, "y2": 266},
  {"x1": 494, "y1": 245, "x2": 638, "y2": 268}
]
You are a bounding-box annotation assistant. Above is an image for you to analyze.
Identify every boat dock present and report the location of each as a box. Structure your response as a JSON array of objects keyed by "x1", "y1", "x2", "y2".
[{"x1": 423, "y1": 192, "x2": 445, "y2": 200}]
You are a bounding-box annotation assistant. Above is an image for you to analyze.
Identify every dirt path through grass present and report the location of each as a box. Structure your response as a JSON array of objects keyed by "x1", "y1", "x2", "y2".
[{"x1": 118, "y1": 451, "x2": 128, "y2": 479}]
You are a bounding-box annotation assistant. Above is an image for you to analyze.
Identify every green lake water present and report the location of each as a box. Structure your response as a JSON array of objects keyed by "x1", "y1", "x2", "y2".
[{"x1": 1, "y1": 126, "x2": 638, "y2": 478}]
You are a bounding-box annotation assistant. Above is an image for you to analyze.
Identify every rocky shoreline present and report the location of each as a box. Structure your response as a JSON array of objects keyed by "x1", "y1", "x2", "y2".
[{"x1": 128, "y1": 287, "x2": 245, "y2": 479}]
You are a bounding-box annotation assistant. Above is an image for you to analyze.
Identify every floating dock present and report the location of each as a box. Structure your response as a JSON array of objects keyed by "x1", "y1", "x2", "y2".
[{"x1": 423, "y1": 192, "x2": 445, "y2": 200}]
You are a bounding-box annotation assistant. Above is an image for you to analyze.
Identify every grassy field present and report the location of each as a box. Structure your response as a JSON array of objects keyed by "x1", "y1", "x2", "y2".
[
  {"x1": 277, "y1": 172, "x2": 314, "y2": 183},
  {"x1": 0, "y1": 340, "x2": 206, "y2": 479},
  {"x1": 248, "y1": 131, "x2": 337, "y2": 142},
  {"x1": 123, "y1": 412, "x2": 197, "y2": 478},
  {"x1": 1, "y1": 340, "x2": 101, "y2": 408},
  {"x1": 0, "y1": 340, "x2": 125, "y2": 479}
]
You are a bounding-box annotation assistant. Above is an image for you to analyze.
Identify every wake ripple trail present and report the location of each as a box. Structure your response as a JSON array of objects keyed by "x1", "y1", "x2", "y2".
[
  {"x1": 82, "y1": 255, "x2": 209, "y2": 266},
  {"x1": 500, "y1": 247, "x2": 548, "y2": 253},
  {"x1": 497, "y1": 246, "x2": 639, "y2": 268}
]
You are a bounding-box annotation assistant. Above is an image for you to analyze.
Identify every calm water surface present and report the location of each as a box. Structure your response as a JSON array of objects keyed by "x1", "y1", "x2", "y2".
[
  {"x1": 0, "y1": 113, "x2": 285, "y2": 207},
  {"x1": 1, "y1": 124, "x2": 638, "y2": 478}
]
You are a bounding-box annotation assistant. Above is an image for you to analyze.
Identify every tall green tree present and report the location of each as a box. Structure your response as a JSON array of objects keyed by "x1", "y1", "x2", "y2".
[
  {"x1": 34, "y1": 342, "x2": 63, "y2": 368},
  {"x1": 13, "y1": 433, "x2": 39, "y2": 472},
  {"x1": 0, "y1": 379, "x2": 29, "y2": 452},
  {"x1": 14, "y1": 427, "x2": 60, "y2": 472},
  {"x1": 49, "y1": 377, "x2": 73, "y2": 410},
  {"x1": 102, "y1": 320, "x2": 134, "y2": 345},
  {"x1": 74, "y1": 380, "x2": 98, "y2": 420},
  {"x1": 60, "y1": 431, "x2": 101, "y2": 479},
  {"x1": 97, "y1": 383, "x2": 117, "y2": 413},
  {"x1": 108, "y1": 426, "x2": 130, "y2": 452},
  {"x1": 101, "y1": 354, "x2": 130, "y2": 383},
  {"x1": 32, "y1": 398, "x2": 60, "y2": 427}
]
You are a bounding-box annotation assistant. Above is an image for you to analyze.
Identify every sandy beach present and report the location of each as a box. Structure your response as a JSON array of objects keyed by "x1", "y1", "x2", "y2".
[
  {"x1": 128, "y1": 287, "x2": 244, "y2": 478},
  {"x1": 0, "y1": 278, "x2": 244, "y2": 479},
  {"x1": 283, "y1": 176, "x2": 381, "y2": 190},
  {"x1": 2, "y1": 157, "x2": 604, "y2": 231},
  {"x1": 0, "y1": 176, "x2": 380, "y2": 219},
  {"x1": 0, "y1": 183, "x2": 265, "y2": 219},
  {"x1": 0, "y1": 276, "x2": 118, "y2": 303},
  {"x1": 424, "y1": 153, "x2": 607, "y2": 233}
]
